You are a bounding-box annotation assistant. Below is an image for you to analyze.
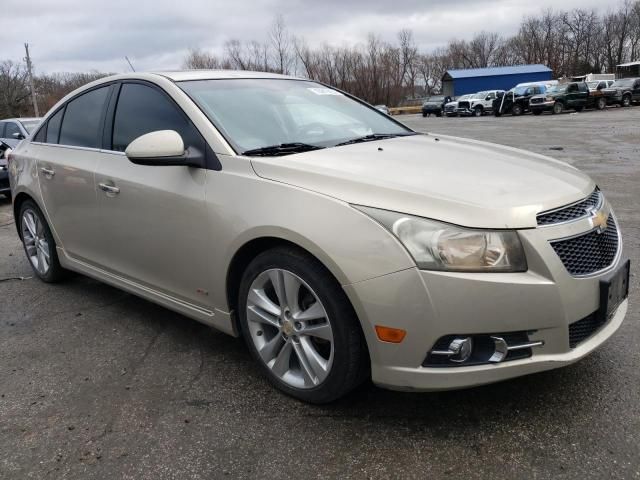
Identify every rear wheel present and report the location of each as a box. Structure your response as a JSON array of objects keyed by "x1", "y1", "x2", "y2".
[
  {"x1": 19, "y1": 200, "x2": 67, "y2": 282},
  {"x1": 511, "y1": 104, "x2": 523, "y2": 116},
  {"x1": 596, "y1": 97, "x2": 607, "y2": 110},
  {"x1": 238, "y1": 247, "x2": 368, "y2": 403},
  {"x1": 552, "y1": 102, "x2": 564, "y2": 115}
]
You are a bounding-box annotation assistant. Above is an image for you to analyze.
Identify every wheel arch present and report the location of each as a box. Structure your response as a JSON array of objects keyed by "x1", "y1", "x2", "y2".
[{"x1": 12, "y1": 192, "x2": 41, "y2": 240}]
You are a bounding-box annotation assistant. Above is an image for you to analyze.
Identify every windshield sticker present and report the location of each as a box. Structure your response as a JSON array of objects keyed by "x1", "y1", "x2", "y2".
[{"x1": 308, "y1": 88, "x2": 343, "y2": 96}]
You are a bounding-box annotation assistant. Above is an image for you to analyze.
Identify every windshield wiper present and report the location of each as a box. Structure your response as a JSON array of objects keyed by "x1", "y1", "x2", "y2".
[
  {"x1": 334, "y1": 133, "x2": 414, "y2": 147},
  {"x1": 242, "y1": 143, "x2": 324, "y2": 157}
]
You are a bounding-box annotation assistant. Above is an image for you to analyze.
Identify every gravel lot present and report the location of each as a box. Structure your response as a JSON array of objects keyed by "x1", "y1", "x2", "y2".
[{"x1": 1, "y1": 107, "x2": 639, "y2": 479}]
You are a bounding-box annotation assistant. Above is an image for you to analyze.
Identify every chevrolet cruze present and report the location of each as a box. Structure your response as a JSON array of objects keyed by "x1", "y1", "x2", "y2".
[{"x1": 8, "y1": 71, "x2": 629, "y2": 403}]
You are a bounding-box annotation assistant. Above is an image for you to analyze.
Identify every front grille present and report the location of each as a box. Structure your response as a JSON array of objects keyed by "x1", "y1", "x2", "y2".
[
  {"x1": 550, "y1": 216, "x2": 619, "y2": 276},
  {"x1": 445, "y1": 105, "x2": 455, "y2": 112},
  {"x1": 537, "y1": 189, "x2": 601, "y2": 225},
  {"x1": 458, "y1": 101, "x2": 470, "y2": 109},
  {"x1": 569, "y1": 312, "x2": 605, "y2": 348}
]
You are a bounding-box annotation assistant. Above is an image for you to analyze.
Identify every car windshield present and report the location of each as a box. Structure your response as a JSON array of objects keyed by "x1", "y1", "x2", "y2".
[
  {"x1": 179, "y1": 79, "x2": 412, "y2": 154},
  {"x1": 546, "y1": 85, "x2": 568, "y2": 94},
  {"x1": 457, "y1": 95, "x2": 471, "y2": 101},
  {"x1": 611, "y1": 78, "x2": 635, "y2": 87},
  {"x1": 425, "y1": 96, "x2": 444, "y2": 103},
  {"x1": 471, "y1": 91, "x2": 488, "y2": 99},
  {"x1": 19, "y1": 120, "x2": 41, "y2": 134}
]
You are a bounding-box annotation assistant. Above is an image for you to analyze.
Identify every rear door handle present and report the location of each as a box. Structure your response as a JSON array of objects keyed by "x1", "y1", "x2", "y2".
[
  {"x1": 40, "y1": 167, "x2": 55, "y2": 177},
  {"x1": 98, "y1": 182, "x2": 120, "y2": 195}
]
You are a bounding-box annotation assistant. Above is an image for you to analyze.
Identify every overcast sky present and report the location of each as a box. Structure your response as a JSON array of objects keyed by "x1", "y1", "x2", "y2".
[{"x1": 2, "y1": 0, "x2": 612, "y2": 74}]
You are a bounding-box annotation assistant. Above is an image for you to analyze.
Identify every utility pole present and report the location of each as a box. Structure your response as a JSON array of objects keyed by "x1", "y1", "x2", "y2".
[{"x1": 24, "y1": 43, "x2": 40, "y2": 117}]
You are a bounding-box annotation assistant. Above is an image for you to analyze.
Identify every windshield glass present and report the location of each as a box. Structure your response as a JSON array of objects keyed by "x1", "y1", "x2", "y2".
[
  {"x1": 546, "y1": 85, "x2": 567, "y2": 94},
  {"x1": 425, "y1": 96, "x2": 444, "y2": 103},
  {"x1": 471, "y1": 91, "x2": 488, "y2": 99},
  {"x1": 612, "y1": 78, "x2": 635, "y2": 87},
  {"x1": 179, "y1": 79, "x2": 411, "y2": 153},
  {"x1": 20, "y1": 120, "x2": 41, "y2": 133},
  {"x1": 457, "y1": 95, "x2": 471, "y2": 101}
]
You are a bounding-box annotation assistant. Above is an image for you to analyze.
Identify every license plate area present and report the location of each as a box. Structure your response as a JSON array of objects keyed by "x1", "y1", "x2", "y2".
[{"x1": 597, "y1": 259, "x2": 630, "y2": 322}]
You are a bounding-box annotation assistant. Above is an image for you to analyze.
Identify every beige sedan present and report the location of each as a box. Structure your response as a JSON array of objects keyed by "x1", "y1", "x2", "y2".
[{"x1": 8, "y1": 71, "x2": 629, "y2": 403}]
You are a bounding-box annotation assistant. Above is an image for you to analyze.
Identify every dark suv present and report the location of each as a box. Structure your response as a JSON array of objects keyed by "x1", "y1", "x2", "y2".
[
  {"x1": 493, "y1": 84, "x2": 547, "y2": 116},
  {"x1": 529, "y1": 82, "x2": 606, "y2": 114},
  {"x1": 602, "y1": 78, "x2": 640, "y2": 107}
]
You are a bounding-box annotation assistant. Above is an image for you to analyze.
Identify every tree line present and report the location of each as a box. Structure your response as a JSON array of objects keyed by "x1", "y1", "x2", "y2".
[{"x1": 1, "y1": 2, "x2": 639, "y2": 118}]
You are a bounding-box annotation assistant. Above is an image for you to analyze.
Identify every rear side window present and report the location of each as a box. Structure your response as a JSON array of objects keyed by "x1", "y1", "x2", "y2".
[
  {"x1": 46, "y1": 108, "x2": 64, "y2": 144},
  {"x1": 59, "y1": 86, "x2": 110, "y2": 148},
  {"x1": 112, "y1": 83, "x2": 203, "y2": 152}
]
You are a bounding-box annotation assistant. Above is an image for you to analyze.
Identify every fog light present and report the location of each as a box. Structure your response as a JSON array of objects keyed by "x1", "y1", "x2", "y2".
[{"x1": 430, "y1": 337, "x2": 473, "y2": 362}]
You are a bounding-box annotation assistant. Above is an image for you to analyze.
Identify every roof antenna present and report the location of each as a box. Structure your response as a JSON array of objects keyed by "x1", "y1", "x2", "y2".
[{"x1": 125, "y1": 56, "x2": 135, "y2": 72}]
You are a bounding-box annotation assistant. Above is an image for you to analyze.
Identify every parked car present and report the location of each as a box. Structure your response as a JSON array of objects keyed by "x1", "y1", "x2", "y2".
[
  {"x1": 0, "y1": 118, "x2": 41, "y2": 149},
  {"x1": 493, "y1": 83, "x2": 548, "y2": 116},
  {"x1": 586, "y1": 80, "x2": 614, "y2": 92},
  {"x1": 9, "y1": 71, "x2": 629, "y2": 403},
  {"x1": 529, "y1": 82, "x2": 606, "y2": 115},
  {"x1": 421, "y1": 95, "x2": 451, "y2": 117},
  {"x1": 443, "y1": 95, "x2": 471, "y2": 117},
  {"x1": 457, "y1": 90, "x2": 504, "y2": 117},
  {"x1": 602, "y1": 77, "x2": 640, "y2": 107},
  {"x1": 0, "y1": 141, "x2": 11, "y2": 199},
  {"x1": 374, "y1": 105, "x2": 390, "y2": 115}
]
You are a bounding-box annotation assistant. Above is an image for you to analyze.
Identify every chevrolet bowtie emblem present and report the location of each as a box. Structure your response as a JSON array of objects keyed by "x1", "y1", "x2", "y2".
[{"x1": 587, "y1": 206, "x2": 609, "y2": 234}]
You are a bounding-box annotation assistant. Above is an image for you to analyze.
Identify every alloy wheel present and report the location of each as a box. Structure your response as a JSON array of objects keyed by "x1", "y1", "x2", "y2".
[
  {"x1": 21, "y1": 208, "x2": 51, "y2": 276},
  {"x1": 246, "y1": 268, "x2": 334, "y2": 389}
]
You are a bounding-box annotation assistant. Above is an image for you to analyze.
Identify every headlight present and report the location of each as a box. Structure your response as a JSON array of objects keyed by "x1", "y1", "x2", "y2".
[{"x1": 355, "y1": 206, "x2": 527, "y2": 272}]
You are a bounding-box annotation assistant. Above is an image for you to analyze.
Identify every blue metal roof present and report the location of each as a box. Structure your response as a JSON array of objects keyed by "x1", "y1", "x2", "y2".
[{"x1": 445, "y1": 64, "x2": 552, "y2": 79}]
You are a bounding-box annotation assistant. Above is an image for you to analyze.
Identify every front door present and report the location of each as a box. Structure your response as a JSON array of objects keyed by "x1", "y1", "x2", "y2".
[{"x1": 94, "y1": 81, "x2": 213, "y2": 308}]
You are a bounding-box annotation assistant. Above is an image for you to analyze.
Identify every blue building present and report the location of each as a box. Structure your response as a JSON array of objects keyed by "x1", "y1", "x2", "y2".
[{"x1": 441, "y1": 64, "x2": 553, "y2": 97}]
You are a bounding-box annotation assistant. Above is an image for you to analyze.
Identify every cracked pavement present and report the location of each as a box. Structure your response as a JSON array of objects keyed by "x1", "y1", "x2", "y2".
[{"x1": 1, "y1": 107, "x2": 639, "y2": 479}]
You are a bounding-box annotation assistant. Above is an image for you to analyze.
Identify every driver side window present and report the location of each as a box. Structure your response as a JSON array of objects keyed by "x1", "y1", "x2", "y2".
[{"x1": 111, "y1": 83, "x2": 205, "y2": 153}]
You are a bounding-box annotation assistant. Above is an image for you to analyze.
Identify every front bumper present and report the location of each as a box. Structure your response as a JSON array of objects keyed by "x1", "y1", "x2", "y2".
[
  {"x1": 344, "y1": 218, "x2": 628, "y2": 391},
  {"x1": 530, "y1": 100, "x2": 555, "y2": 111}
]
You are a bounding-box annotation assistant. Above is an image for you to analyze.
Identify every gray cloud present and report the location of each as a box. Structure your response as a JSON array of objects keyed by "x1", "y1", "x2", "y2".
[{"x1": 0, "y1": 0, "x2": 609, "y2": 74}]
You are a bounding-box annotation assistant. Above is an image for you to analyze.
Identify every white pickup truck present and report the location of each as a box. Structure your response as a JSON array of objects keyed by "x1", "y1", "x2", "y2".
[{"x1": 457, "y1": 90, "x2": 504, "y2": 117}]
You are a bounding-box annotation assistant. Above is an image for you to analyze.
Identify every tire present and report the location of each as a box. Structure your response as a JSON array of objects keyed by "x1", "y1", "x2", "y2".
[
  {"x1": 532, "y1": 110, "x2": 543, "y2": 115},
  {"x1": 237, "y1": 247, "x2": 368, "y2": 403},
  {"x1": 473, "y1": 106, "x2": 483, "y2": 117},
  {"x1": 621, "y1": 95, "x2": 631, "y2": 107},
  {"x1": 596, "y1": 97, "x2": 607, "y2": 110},
  {"x1": 511, "y1": 104, "x2": 523, "y2": 116},
  {"x1": 552, "y1": 102, "x2": 564, "y2": 115},
  {"x1": 18, "y1": 200, "x2": 67, "y2": 283}
]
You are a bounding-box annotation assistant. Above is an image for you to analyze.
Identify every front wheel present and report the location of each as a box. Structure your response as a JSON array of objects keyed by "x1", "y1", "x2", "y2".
[
  {"x1": 596, "y1": 97, "x2": 607, "y2": 110},
  {"x1": 238, "y1": 247, "x2": 368, "y2": 403},
  {"x1": 19, "y1": 200, "x2": 67, "y2": 282},
  {"x1": 473, "y1": 106, "x2": 483, "y2": 117},
  {"x1": 511, "y1": 104, "x2": 523, "y2": 116},
  {"x1": 621, "y1": 95, "x2": 631, "y2": 107},
  {"x1": 552, "y1": 102, "x2": 564, "y2": 115}
]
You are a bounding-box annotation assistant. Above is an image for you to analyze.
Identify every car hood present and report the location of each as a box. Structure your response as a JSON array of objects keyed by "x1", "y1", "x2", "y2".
[{"x1": 250, "y1": 134, "x2": 593, "y2": 229}]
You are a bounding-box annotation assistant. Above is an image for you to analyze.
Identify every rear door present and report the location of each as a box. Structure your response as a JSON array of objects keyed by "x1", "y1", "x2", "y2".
[
  {"x1": 633, "y1": 80, "x2": 640, "y2": 101},
  {"x1": 35, "y1": 84, "x2": 113, "y2": 263},
  {"x1": 93, "y1": 81, "x2": 212, "y2": 308}
]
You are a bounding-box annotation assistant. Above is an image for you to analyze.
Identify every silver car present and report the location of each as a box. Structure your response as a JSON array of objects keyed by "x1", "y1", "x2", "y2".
[{"x1": 8, "y1": 71, "x2": 629, "y2": 403}]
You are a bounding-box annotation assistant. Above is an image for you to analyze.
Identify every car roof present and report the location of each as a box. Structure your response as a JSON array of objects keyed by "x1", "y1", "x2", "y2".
[{"x1": 152, "y1": 70, "x2": 300, "y2": 81}]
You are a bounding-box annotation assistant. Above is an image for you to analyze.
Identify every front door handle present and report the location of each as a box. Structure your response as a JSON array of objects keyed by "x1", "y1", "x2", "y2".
[
  {"x1": 98, "y1": 182, "x2": 120, "y2": 195},
  {"x1": 40, "y1": 167, "x2": 55, "y2": 177}
]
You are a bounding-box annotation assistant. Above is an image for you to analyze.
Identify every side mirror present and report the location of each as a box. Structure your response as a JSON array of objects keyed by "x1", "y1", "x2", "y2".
[
  {"x1": 12, "y1": 132, "x2": 25, "y2": 140},
  {"x1": 125, "y1": 130, "x2": 203, "y2": 167}
]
